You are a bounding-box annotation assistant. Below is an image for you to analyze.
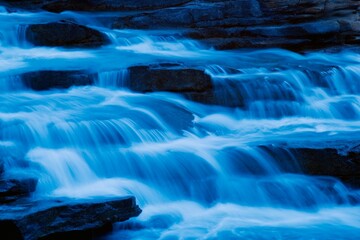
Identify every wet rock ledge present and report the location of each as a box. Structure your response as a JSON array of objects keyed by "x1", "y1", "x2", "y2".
[
  {"x1": 0, "y1": 197, "x2": 142, "y2": 240},
  {"x1": 25, "y1": 20, "x2": 110, "y2": 48},
  {"x1": 261, "y1": 141, "x2": 360, "y2": 188},
  {"x1": 2, "y1": 0, "x2": 359, "y2": 50},
  {"x1": 0, "y1": 157, "x2": 141, "y2": 240}
]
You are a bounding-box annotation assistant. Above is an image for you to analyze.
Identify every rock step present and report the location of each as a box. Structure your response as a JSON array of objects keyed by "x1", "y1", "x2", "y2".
[
  {"x1": 110, "y1": 0, "x2": 359, "y2": 50},
  {"x1": 2, "y1": 1, "x2": 359, "y2": 50},
  {"x1": 0, "y1": 197, "x2": 142, "y2": 240},
  {"x1": 21, "y1": 70, "x2": 95, "y2": 91},
  {"x1": 2, "y1": 0, "x2": 358, "y2": 50},
  {"x1": 25, "y1": 21, "x2": 110, "y2": 48},
  {"x1": 260, "y1": 143, "x2": 360, "y2": 188},
  {"x1": 15, "y1": 61, "x2": 360, "y2": 109}
]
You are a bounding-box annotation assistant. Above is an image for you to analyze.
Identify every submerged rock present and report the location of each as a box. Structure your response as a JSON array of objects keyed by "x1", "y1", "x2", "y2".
[
  {"x1": 0, "y1": 197, "x2": 142, "y2": 240},
  {"x1": 21, "y1": 70, "x2": 94, "y2": 90},
  {"x1": 0, "y1": 178, "x2": 37, "y2": 203},
  {"x1": 25, "y1": 21, "x2": 110, "y2": 48}
]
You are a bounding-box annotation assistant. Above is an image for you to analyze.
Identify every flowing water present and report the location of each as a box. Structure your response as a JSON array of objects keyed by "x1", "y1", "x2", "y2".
[{"x1": 1, "y1": 8, "x2": 360, "y2": 240}]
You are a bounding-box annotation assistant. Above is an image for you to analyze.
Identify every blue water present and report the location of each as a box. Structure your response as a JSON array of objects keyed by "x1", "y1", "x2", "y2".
[{"x1": 1, "y1": 8, "x2": 360, "y2": 239}]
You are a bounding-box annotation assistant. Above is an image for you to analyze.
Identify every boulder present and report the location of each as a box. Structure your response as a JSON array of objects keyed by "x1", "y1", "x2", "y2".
[
  {"x1": 21, "y1": 70, "x2": 94, "y2": 90},
  {"x1": 0, "y1": 178, "x2": 37, "y2": 203},
  {"x1": 127, "y1": 64, "x2": 253, "y2": 107},
  {"x1": 128, "y1": 64, "x2": 218, "y2": 105},
  {"x1": 128, "y1": 64, "x2": 212, "y2": 93},
  {"x1": 25, "y1": 21, "x2": 110, "y2": 48},
  {"x1": 0, "y1": 197, "x2": 142, "y2": 240}
]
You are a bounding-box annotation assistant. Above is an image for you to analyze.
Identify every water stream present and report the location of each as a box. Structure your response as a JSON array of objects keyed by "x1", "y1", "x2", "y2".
[{"x1": 1, "y1": 9, "x2": 360, "y2": 240}]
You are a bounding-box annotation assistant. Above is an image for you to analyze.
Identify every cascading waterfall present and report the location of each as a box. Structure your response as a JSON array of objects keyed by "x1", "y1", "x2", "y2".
[{"x1": 1, "y1": 8, "x2": 360, "y2": 240}]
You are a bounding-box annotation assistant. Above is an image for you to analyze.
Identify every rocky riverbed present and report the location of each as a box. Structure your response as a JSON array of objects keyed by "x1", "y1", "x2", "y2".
[{"x1": 0, "y1": 0, "x2": 360, "y2": 239}]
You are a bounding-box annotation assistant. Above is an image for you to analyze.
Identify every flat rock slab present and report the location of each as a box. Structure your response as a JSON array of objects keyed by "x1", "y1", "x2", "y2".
[
  {"x1": 21, "y1": 70, "x2": 94, "y2": 90},
  {"x1": 0, "y1": 196, "x2": 142, "y2": 240},
  {"x1": 260, "y1": 141, "x2": 360, "y2": 188},
  {"x1": 128, "y1": 64, "x2": 213, "y2": 93},
  {"x1": 25, "y1": 21, "x2": 110, "y2": 48}
]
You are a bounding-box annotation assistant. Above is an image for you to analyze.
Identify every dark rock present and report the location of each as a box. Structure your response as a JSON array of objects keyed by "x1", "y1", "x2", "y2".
[
  {"x1": 0, "y1": 178, "x2": 37, "y2": 203},
  {"x1": 42, "y1": 0, "x2": 192, "y2": 12},
  {"x1": 0, "y1": 197, "x2": 142, "y2": 240},
  {"x1": 127, "y1": 63, "x2": 253, "y2": 107},
  {"x1": 128, "y1": 65, "x2": 212, "y2": 93},
  {"x1": 25, "y1": 21, "x2": 110, "y2": 48},
  {"x1": 190, "y1": 18, "x2": 358, "y2": 50},
  {"x1": 0, "y1": 160, "x2": 4, "y2": 176},
  {"x1": 290, "y1": 147, "x2": 360, "y2": 187},
  {"x1": 112, "y1": 0, "x2": 359, "y2": 50},
  {"x1": 261, "y1": 143, "x2": 360, "y2": 188},
  {"x1": 128, "y1": 64, "x2": 220, "y2": 105},
  {"x1": 21, "y1": 70, "x2": 94, "y2": 90},
  {"x1": 3, "y1": 0, "x2": 359, "y2": 50}
]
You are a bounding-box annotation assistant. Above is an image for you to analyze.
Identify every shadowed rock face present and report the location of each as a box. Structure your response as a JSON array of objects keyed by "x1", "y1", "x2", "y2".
[
  {"x1": 261, "y1": 143, "x2": 360, "y2": 188},
  {"x1": 128, "y1": 64, "x2": 216, "y2": 105},
  {"x1": 128, "y1": 65, "x2": 213, "y2": 93},
  {"x1": 2, "y1": 0, "x2": 358, "y2": 50},
  {"x1": 0, "y1": 179, "x2": 37, "y2": 203},
  {"x1": 112, "y1": 0, "x2": 360, "y2": 50},
  {"x1": 0, "y1": 197, "x2": 142, "y2": 240},
  {"x1": 25, "y1": 21, "x2": 110, "y2": 48},
  {"x1": 21, "y1": 71, "x2": 94, "y2": 90},
  {"x1": 289, "y1": 147, "x2": 360, "y2": 188}
]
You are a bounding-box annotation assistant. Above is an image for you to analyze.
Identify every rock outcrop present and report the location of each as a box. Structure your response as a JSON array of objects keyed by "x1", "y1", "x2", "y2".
[
  {"x1": 25, "y1": 21, "x2": 110, "y2": 48},
  {"x1": 289, "y1": 147, "x2": 360, "y2": 187},
  {"x1": 21, "y1": 70, "x2": 94, "y2": 90},
  {"x1": 128, "y1": 64, "x2": 212, "y2": 93},
  {"x1": 261, "y1": 142, "x2": 360, "y2": 188},
  {"x1": 0, "y1": 178, "x2": 37, "y2": 203},
  {"x1": 128, "y1": 64, "x2": 216, "y2": 104},
  {"x1": 112, "y1": 0, "x2": 360, "y2": 50},
  {"x1": 2, "y1": 0, "x2": 358, "y2": 50},
  {"x1": 0, "y1": 197, "x2": 142, "y2": 240}
]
